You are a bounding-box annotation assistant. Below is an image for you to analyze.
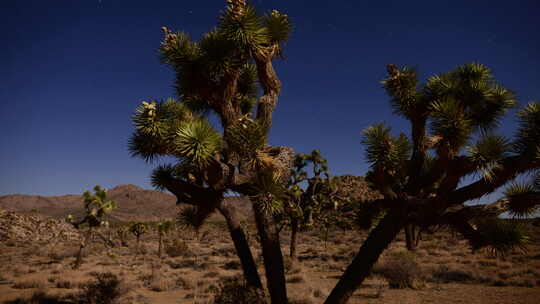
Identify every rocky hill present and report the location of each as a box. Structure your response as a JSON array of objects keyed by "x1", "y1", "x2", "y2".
[
  {"x1": 0, "y1": 176, "x2": 378, "y2": 223},
  {"x1": 0, "y1": 185, "x2": 180, "y2": 222},
  {"x1": 0, "y1": 208, "x2": 80, "y2": 242},
  {"x1": 0, "y1": 185, "x2": 256, "y2": 223}
]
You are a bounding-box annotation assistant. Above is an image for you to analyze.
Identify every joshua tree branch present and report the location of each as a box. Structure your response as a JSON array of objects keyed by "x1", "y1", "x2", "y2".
[
  {"x1": 254, "y1": 48, "x2": 281, "y2": 133},
  {"x1": 446, "y1": 156, "x2": 540, "y2": 205}
]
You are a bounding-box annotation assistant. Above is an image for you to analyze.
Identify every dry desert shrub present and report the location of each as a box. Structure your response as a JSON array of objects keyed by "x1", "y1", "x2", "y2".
[
  {"x1": 210, "y1": 276, "x2": 268, "y2": 304},
  {"x1": 164, "y1": 239, "x2": 190, "y2": 257},
  {"x1": 429, "y1": 265, "x2": 475, "y2": 283},
  {"x1": 79, "y1": 272, "x2": 131, "y2": 304},
  {"x1": 286, "y1": 274, "x2": 305, "y2": 283},
  {"x1": 4, "y1": 290, "x2": 70, "y2": 304},
  {"x1": 373, "y1": 251, "x2": 424, "y2": 289},
  {"x1": 222, "y1": 260, "x2": 241, "y2": 270},
  {"x1": 12, "y1": 279, "x2": 47, "y2": 289},
  {"x1": 56, "y1": 280, "x2": 76, "y2": 289}
]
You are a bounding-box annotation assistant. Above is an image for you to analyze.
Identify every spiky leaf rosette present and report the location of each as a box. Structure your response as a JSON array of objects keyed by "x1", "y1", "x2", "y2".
[
  {"x1": 504, "y1": 180, "x2": 540, "y2": 217},
  {"x1": 175, "y1": 119, "x2": 222, "y2": 168},
  {"x1": 513, "y1": 102, "x2": 540, "y2": 155},
  {"x1": 227, "y1": 116, "x2": 268, "y2": 167},
  {"x1": 150, "y1": 164, "x2": 198, "y2": 191},
  {"x1": 382, "y1": 65, "x2": 426, "y2": 119},
  {"x1": 427, "y1": 63, "x2": 516, "y2": 132},
  {"x1": 249, "y1": 171, "x2": 286, "y2": 215},
  {"x1": 476, "y1": 219, "x2": 529, "y2": 256},
  {"x1": 354, "y1": 200, "x2": 385, "y2": 230},
  {"x1": 219, "y1": 3, "x2": 267, "y2": 55},
  {"x1": 177, "y1": 206, "x2": 213, "y2": 230},
  {"x1": 199, "y1": 30, "x2": 240, "y2": 81},
  {"x1": 361, "y1": 124, "x2": 411, "y2": 185},
  {"x1": 263, "y1": 9, "x2": 291, "y2": 58},
  {"x1": 129, "y1": 99, "x2": 196, "y2": 162},
  {"x1": 467, "y1": 135, "x2": 511, "y2": 181},
  {"x1": 430, "y1": 97, "x2": 473, "y2": 151}
]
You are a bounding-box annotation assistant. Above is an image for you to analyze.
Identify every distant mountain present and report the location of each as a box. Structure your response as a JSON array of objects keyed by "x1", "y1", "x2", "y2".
[
  {"x1": 0, "y1": 185, "x2": 199, "y2": 222},
  {"x1": 0, "y1": 176, "x2": 379, "y2": 222}
]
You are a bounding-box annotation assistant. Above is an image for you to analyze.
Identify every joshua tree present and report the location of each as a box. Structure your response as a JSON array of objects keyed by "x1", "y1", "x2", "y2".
[
  {"x1": 128, "y1": 1, "x2": 292, "y2": 301},
  {"x1": 281, "y1": 150, "x2": 339, "y2": 258},
  {"x1": 129, "y1": 222, "x2": 148, "y2": 251},
  {"x1": 67, "y1": 185, "x2": 117, "y2": 269},
  {"x1": 156, "y1": 220, "x2": 174, "y2": 257},
  {"x1": 115, "y1": 226, "x2": 129, "y2": 247},
  {"x1": 324, "y1": 63, "x2": 540, "y2": 304}
]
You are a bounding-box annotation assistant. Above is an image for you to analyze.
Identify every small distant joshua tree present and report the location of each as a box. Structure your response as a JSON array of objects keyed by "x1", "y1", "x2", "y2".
[
  {"x1": 129, "y1": 222, "x2": 148, "y2": 252},
  {"x1": 156, "y1": 220, "x2": 174, "y2": 257},
  {"x1": 280, "y1": 150, "x2": 339, "y2": 258},
  {"x1": 67, "y1": 185, "x2": 117, "y2": 269},
  {"x1": 115, "y1": 226, "x2": 129, "y2": 247}
]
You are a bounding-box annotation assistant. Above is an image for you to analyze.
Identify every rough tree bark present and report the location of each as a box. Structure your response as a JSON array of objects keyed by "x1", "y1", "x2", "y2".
[
  {"x1": 74, "y1": 228, "x2": 92, "y2": 269},
  {"x1": 217, "y1": 199, "x2": 263, "y2": 289},
  {"x1": 253, "y1": 207, "x2": 288, "y2": 304},
  {"x1": 289, "y1": 218, "x2": 299, "y2": 259},
  {"x1": 405, "y1": 224, "x2": 417, "y2": 251}
]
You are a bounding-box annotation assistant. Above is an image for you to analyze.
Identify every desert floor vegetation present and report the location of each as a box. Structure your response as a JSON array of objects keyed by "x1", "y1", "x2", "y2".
[{"x1": 1, "y1": 219, "x2": 539, "y2": 304}]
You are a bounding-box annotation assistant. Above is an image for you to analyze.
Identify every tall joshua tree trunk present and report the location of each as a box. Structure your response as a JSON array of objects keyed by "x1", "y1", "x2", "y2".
[
  {"x1": 217, "y1": 200, "x2": 263, "y2": 289},
  {"x1": 289, "y1": 218, "x2": 299, "y2": 259},
  {"x1": 324, "y1": 210, "x2": 405, "y2": 304},
  {"x1": 253, "y1": 207, "x2": 288, "y2": 304},
  {"x1": 158, "y1": 233, "x2": 163, "y2": 258},
  {"x1": 74, "y1": 228, "x2": 93, "y2": 269},
  {"x1": 405, "y1": 224, "x2": 417, "y2": 251}
]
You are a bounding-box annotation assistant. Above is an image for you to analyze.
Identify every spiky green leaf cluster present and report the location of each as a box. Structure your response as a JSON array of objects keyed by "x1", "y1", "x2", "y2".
[
  {"x1": 467, "y1": 136, "x2": 511, "y2": 181},
  {"x1": 381, "y1": 65, "x2": 425, "y2": 119},
  {"x1": 428, "y1": 63, "x2": 516, "y2": 129},
  {"x1": 476, "y1": 219, "x2": 529, "y2": 256},
  {"x1": 263, "y1": 10, "x2": 292, "y2": 50},
  {"x1": 249, "y1": 171, "x2": 287, "y2": 216},
  {"x1": 227, "y1": 117, "x2": 267, "y2": 166},
  {"x1": 361, "y1": 124, "x2": 411, "y2": 177},
  {"x1": 159, "y1": 30, "x2": 199, "y2": 66},
  {"x1": 175, "y1": 119, "x2": 222, "y2": 167},
  {"x1": 504, "y1": 180, "x2": 540, "y2": 217},
  {"x1": 219, "y1": 4, "x2": 267, "y2": 54},
  {"x1": 177, "y1": 206, "x2": 212, "y2": 230},
  {"x1": 409, "y1": 63, "x2": 516, "y2": 156},
  {"x1": 513, "y1": 102, "x2": 540, "y2": 155},
  {"x1": 354, "y1": 201, "x2": 385, "y2": 231},
  {"x1": 430, "y1": 98, "x2": 474, "y2": 150},
  {"x1": 129, "y1": 99, "x2": 197, "y2": 162}
]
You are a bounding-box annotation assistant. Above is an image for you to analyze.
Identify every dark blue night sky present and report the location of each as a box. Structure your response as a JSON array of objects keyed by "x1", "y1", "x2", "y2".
[{"x1": 1, "y1": 0, "x2": 539, "y2": 197}]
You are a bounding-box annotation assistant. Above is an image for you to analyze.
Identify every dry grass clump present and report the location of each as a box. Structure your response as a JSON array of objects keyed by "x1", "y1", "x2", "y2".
[
  {"x1": 286, "y1": 275, "x2": 306, "y2": 283},
  {"x1": 209, "y1": 276, "x2": 268, "y2": 304},
  {"x1": 373, "y1": 251, "x2": 424, "y2": 289},
  {"x1": 223, "y1": 260, "x2": 241, "y2": 270},
  {"x1": 429, "y1": 265, "x2": 475, "y2": 283},
  {"x1": 47, "y1": 246, "x2": 79, "y2": 262},
  {"x1": 79, "y1": 272, "x2": 132, "y2": 304},
  {"x1": 12, "y1": 279, "x2": 47, "y2": 289},
  {"x1": 4, "y1": 290, "x2": 69, "y2": 304},
  {"x1": 56, "y1": 280, "x2": 76, "y2": 289},
  {"x1": 164, "y1": 239, "x2": 190, "y2": 258}
]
